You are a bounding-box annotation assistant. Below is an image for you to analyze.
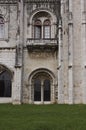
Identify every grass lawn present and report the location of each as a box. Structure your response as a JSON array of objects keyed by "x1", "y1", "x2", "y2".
[{"x1": 0, "y1": 104, "x2": 86, "y2": 130}]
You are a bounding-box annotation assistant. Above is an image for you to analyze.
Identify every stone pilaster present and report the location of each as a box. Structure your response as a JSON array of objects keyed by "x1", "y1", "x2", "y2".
[
  {"x1": 12, "y1": 68, "x2": 22, "y2": 104},
  {"x1": 58, "y1": 18, "x2": 64, "y2": 103},
  {"x1": 68, "y1": 0, "x2": 74, "y2": 104},
  {"x1": 13, "y1": 0, "x2": 24, "y2": 104}
]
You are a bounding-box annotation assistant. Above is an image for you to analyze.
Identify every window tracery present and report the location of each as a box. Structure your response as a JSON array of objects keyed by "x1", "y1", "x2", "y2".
[
  {"x1": 32, "y1": 72, "x2": 52, "y2": 102},
  {"x1": 34, "y1": 18, "x2": 51, "y2": 39}
]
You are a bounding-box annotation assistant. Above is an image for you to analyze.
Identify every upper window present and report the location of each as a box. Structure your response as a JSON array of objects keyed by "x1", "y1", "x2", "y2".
[
  {"x1": 34, "y1": 20, "x2": 42, "y2": 39},
  {"x1": 34, "y1": 19, "x2": 51, "y2": 39},
  {"x1": 0, "y1": 16, "x2": 5, "y2": 39},
  {"x1": 32, "y1": 11, "x2": 51, "y2": 39},
  {"x1": 43, "y1": 20, "x2": 51, "y2": 39},
  {"x1": 29, "y1": 10, "x2": 57, "y2": 41}
]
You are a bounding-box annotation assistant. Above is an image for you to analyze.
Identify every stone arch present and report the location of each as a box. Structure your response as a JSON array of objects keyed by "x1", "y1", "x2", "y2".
[
  {"x1": 29, "y1": 9, "x2": 57, "y2": 24},
  {"x1": 0, "y1": 64, "x2": 13, "y2": 80},
  {"x1": 29, "y1": 68, "x2": 57, "y2": 104},
  {"x1": 29, "y1": 68, "x2": 56, "y2": 83},
  {"x1": 28, "y1": 9, "x2": 57, "y2": 39}
]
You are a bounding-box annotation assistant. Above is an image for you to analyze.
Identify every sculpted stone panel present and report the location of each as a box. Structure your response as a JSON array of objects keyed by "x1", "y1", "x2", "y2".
[
  {"x1": 27, "y1": 1, "x2": 60, "y2": 18},
  {"x1": 0, "y1": 5, "x2": 9, "y2": 19},
  {"x1": 29, "y1": 52, "x2": 57, "y2": 59}
]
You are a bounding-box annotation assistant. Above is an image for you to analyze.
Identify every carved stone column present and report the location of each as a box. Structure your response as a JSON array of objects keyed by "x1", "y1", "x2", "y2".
[
  {"x1": 13, "y1": 0, "x2": 24, "y2": 104},
  {"x1": 57, "y1": 0, "x2": 65, "y2": 104},
  {"x1": 68, "y1": 0, "x2": 74, "y2": 104},
  {"x1": 58, "y1": 18, "x2": 64, "y2": 103}
]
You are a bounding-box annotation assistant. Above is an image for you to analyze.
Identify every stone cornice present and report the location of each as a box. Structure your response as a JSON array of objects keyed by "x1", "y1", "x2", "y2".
[
  {"x1": 25, "y1": 0, "x2": 60, "y2": 3},
  {"x1": 0, "y1": 0, "x2": 18, "y2": 4},
  {"x1": 0, "y1": 0, "x2": 60, "y2": 4}
]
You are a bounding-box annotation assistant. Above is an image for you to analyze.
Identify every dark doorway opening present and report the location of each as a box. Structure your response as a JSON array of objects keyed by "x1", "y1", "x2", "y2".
[{"x1": 0, "y1": 70, "x2": 12, "y2": 97}]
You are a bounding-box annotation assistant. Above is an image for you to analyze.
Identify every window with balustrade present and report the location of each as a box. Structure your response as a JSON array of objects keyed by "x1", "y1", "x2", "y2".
[{"x1": 27, "y1": 10, "x2": 57, "y2": 49}]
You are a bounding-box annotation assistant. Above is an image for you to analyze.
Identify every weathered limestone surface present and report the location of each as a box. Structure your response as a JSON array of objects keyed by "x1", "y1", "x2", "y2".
[{"x1": 0, "y1": 0, "x2": 85, "y2": 104}]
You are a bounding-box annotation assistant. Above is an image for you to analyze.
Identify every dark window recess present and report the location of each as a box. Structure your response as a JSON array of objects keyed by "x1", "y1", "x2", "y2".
[
  {"x1": 43, "y1": 79, "x2": 50, "y2": 101},
  {"x1": 0, "y1": 70, "x2": 12, "y2": 97},
  {"x1": 34, "y1": 20, "x2": 42, "y2": 39},
  {"x1": 34, "y1": 26, "x2": 41, "y2": 39},
  {"x1": 43, "y1": 19, "x2": 51, "y2": 39},
  {"x1": 34, "y1": 79, "x2": 41, "y2": 101}
]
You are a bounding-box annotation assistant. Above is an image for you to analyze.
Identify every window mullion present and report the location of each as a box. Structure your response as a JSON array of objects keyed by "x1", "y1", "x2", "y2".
[
  {"x1": 41, "y1": 81, "x2": 43, "y2": 103},
  {"x1": 42, "y1": 25, "x2": 43, "y2": 39}
]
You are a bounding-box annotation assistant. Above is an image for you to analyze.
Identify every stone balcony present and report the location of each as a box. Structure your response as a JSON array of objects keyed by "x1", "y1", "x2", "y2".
[{"x1": 26, "y1": 38, "x2": 58, "y2": 52}]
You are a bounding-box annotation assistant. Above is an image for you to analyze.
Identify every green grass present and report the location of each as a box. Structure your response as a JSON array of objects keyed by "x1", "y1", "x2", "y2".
[{"x1": 0, "y1": 104, "x2": 86, "y2": 130}]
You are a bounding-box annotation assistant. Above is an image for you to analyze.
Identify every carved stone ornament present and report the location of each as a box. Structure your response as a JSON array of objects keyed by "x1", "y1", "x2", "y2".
[
  {"x1": 27, "y1": 0, "x2": 60, "y2": 18},
  {"x1": 0, "y1": 66, "x2": 5, "y2": 74}
]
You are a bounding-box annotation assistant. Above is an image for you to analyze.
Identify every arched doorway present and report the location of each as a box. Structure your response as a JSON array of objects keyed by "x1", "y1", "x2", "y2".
[
  {"x1": 31, "y1": 71, "x2": 53, "y2": 104},
  {"x1": 0, "y1": 66, "x2": 12, "y2": 97}
]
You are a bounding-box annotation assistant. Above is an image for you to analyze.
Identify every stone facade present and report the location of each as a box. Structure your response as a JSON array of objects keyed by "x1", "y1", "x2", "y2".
[{"x1": 0, "y1": 0, "x2": 85, "y2": 104}]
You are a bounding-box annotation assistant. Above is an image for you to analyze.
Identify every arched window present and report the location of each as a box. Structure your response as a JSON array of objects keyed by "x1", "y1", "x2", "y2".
[
  {"x1": 43, "y1": 20, "x2": 51, "y2": 39},
  {"x1": 32, "y1": 11, "x2": 52, "y2": 40},
  {"x1": 34, "y1": 20, "x2": 42, "y2": 39},
  {"x1": 0, "y1": 70, "x2": 12, "y2": 97},
  {"x1": 34, "y1": 19, "x2": 51, "y2": 39},
  {"x1": 32, "y1": 72, "x2": 51, "y2": 103},
  {"x1": 0, "y1": 16, "x2": 5, "y2": 39}
]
